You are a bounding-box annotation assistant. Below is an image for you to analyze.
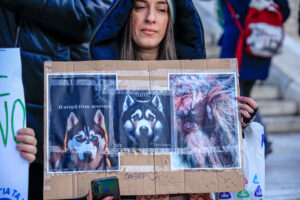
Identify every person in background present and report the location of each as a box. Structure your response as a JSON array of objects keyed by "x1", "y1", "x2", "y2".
[
  {"x1": 0, "y1": 0, "x2": 113, "y2": 198},
  {"x1": 88, "y1": 0, "x2": 259, "y2": 199},
  {"x1": 218, "y1": 0, "x2": 290, "y2": 157}
]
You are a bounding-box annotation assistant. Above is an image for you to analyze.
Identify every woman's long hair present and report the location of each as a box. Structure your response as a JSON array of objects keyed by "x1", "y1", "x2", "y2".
[{"x1": 119, "y1": 3, "x2": 177, "y2": 60}]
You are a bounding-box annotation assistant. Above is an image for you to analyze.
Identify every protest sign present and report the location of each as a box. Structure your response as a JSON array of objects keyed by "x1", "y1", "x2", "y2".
[
  {"x1": 44, "y1": 59, "x2": 244, "y2": 199},
  {"x1": 0, "y1": 48, "x2": 28, "y2": 200}
]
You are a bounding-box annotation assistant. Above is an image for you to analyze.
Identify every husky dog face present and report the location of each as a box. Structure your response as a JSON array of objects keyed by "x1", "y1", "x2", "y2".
[
  {"x1": 121, "y1": 94, "x2": 166, "y2": 148},
  {"x1": 65, "y1": 110, "x2": 107, "y2": 163}
]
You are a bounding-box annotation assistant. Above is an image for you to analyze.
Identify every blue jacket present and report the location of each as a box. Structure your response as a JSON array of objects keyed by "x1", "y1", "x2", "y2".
[
  {"x1": 220, "y1": 0, "x2": 290, "y2": 80},
  {"x1": 89, "y1": 0, "x2": 206, "y2": 60}
]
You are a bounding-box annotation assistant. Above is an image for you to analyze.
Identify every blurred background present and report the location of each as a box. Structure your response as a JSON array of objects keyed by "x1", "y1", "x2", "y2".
[{"x1": 193, "y1": 0, "x2": 300, "y2": 199}]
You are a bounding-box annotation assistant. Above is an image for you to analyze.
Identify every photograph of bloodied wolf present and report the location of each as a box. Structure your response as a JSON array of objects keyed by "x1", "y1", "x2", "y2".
[
  {"x1": 169, "y1": 73, "x2": 241, "y2": 169},
  {"x1": 47, "y1": 74, "x2": 119, "y2": 173},
  {"x1": 111, "y1": 90, "x2": 173, "y2": 152}
]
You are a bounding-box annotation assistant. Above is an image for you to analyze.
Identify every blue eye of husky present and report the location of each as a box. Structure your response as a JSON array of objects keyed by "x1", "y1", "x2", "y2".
[
  {"x1": 75, "y1": 136, "x2": 81, "y2": 142},
  {"x1": 148, "y1": 115, "x2": 155, "y2": 121},
  {"x1": 92, "y1": 136, "x2": 98, "y2": 141}
]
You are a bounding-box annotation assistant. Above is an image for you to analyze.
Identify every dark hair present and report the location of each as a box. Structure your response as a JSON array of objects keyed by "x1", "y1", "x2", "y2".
[{"x1": 119, "y1": 2, "x2": 177, "y2": 60}]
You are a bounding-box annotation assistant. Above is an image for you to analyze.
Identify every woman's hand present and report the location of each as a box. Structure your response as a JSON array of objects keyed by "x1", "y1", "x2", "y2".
[
  {"x1": 15, "y1": 128, "x2": 37, "y2": 163},
  {"x1": 87, "y1": 190, "x2": 92, "y2": 200},
  {"x1": 236, "y1": 96, "x2": 258, "y2": 129},
  {"x1": 86, "y1": 190, "x2": 114, "y2": 200}
]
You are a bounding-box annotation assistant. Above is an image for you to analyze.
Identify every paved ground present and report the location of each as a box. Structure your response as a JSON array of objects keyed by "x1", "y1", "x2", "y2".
[{"x1": 265, "y1": 133, "x2": 300, "y2": 200}]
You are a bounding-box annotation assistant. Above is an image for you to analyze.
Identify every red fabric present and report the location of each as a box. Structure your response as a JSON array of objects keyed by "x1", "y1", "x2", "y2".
[
  {"x1": 189, "y1": 194, "x2": 213, "y2": 200},
  {"x1": 224, "y1": 0, "x2": 284, "y2": 71},
  {"x1": 136, "y1": 195, "x2": 169, "y2": 200},
  {"x1": 136, "y1": 194, "x2": 212, "y2": 200},
  {"x1": 244, "y1": 5, "x2": 283, "y2": 55}
]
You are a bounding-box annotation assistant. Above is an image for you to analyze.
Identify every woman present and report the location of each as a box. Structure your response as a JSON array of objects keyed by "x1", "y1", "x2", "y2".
[
  {"x1": 88, "y1": 0, "x2": 257, "y2": 199},
  {"x1": 89, "y1": 0, "x2": 205, "y2": 60}
]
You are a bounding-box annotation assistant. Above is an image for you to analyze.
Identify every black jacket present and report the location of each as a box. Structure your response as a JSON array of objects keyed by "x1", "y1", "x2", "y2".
[{"x1": 0, "y1": 0, "x2": 113, "y2": 163}]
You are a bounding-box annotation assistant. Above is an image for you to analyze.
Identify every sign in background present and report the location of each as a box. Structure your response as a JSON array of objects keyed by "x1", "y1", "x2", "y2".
[{"x1": 0, "y1": 48, "x2": 28, "y2": 200}]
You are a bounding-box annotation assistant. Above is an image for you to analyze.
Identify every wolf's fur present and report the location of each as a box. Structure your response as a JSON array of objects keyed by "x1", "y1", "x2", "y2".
[{"x1": 171, "y1": 74, "x2": 238, "y2": 168}]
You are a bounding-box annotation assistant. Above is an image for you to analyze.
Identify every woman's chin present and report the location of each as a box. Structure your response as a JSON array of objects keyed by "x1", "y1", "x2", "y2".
[
  {"x1": 134, "y1": 38, "x2": 161, "y2": 50},
  {"x1": 140, "y1": 41, "x2": 161, "y2": 49}
]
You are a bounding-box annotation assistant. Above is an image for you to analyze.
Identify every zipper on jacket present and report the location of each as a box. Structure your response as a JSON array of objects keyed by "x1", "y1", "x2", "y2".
[{"x1": 88, "y1": 0, "x2": 121, "y2": 59}]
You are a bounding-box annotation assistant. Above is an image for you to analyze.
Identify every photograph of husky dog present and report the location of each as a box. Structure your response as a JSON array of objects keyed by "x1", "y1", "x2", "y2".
[
  {"x1": 169, "y1": 73, "x2": 240, "y2": 169},
  {"x1": 111, "y1": 90, "x2": 173, "y2": 152},
  {"x1": 59, "y1": 109, "x2": 118, "y2": 171},
  {"x1": 47, "y1": 74, "x2": 119, "y2": 173}
]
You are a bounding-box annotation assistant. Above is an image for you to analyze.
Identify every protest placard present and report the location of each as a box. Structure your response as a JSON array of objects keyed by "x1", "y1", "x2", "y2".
[
  {"x1": 44, "y1": 59, "x2": 244, "y2": 199},
  {"x1": 0, "y1": 48, "x2": 28, "y2": 200}
]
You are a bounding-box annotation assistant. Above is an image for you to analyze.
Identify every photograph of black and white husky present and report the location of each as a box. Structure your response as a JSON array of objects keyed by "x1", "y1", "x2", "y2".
[
  {"x1": 47, "y1": 74, "x2": 119, "y2": 173},
  {"x1": 111, "y1": 90, "x2": 173, "y2": 152}
]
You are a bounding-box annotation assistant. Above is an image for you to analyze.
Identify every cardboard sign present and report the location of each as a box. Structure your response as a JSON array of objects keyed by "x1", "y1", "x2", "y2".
[
  {"x1": 44, "y1": 59, "x2": 244, "y2": 199},
  {"x1": 0, "y1": 48, "x2": 28, "y2": 200}
]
